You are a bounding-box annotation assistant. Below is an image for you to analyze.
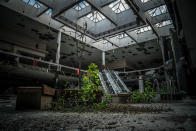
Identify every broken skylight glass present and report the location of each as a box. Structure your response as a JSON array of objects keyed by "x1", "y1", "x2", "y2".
[
  {"x1": 87, "y1": 11, "x2": 106, "y2": 23},
  {"x1": 73, "y1": 1, "x2": 89, "y2": 11},
  {"x1": 109, "y1": 0, "x2": 130, "y2": 14},
  {"x1": 135, "y1": 26, "x2": 152, "y2": 34},
  {"x1": 155, "y1": 20, "x2": 172, "y2": 28},
  {"x1": 22, "y1": 0, "x2": 43, "y2": 8},
  {"x1": 148, "y1": 5, "x2": 167, "y2": 17}
]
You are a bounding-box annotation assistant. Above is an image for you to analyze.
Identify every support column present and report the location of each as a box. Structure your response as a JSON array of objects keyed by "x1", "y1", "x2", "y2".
[
  {"x1": 56, "y1": 30, "x2": 62, "y2": 71},
  {"x1": 102, "y1": 51, "x2": 105, "y2": 66},
  {"x1": 158, "y1": 37, "x2": 166, "y2": 63},
  {"x1": 170, "y1": 29, "x2": 187, "y2": 92},
  {"x1": 158, "y1": 37, "x2": 170, "y2": 91},
  {"x1": 138, "y1": 75, "x2": 144, "y2": 93},
  {"x1": 55, "y1": 30, "x2": 61, "y2": 89}
]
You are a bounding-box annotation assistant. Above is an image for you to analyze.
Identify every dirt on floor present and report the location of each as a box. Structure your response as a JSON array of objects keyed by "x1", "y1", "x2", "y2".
[{"x1": 0, "y1": 98, "x2": 196, "y2": 131}]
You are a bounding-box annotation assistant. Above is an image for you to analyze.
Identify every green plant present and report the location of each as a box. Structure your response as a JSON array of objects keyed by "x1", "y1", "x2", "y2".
[
  {"x1": 144, "y1": 78, "x2": 155, "y2": 102},
  {"x1": 80, "y1": 63, "x2": 102, "y2": 104},
  {"x1": 159, "y1": 82, "x2": 168, "y2": 94},
  {"x1": 93, "y1": 94, "x2": 112, "y2": 110},
  {"x1": 51, "y1": 94, "x2": 66, "y2": 111},
  {"x1": 131, "y1": 78, "x2": 155, "y2": 103}
]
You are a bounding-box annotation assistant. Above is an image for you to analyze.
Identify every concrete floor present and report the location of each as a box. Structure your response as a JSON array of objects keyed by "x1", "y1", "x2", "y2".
[{"x1": 0, "y1": 98, "x2": 196, "y2": 131}]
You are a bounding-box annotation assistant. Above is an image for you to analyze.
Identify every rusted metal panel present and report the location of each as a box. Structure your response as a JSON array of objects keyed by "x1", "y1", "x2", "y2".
[{"x1": 42, "y1": 85, "x2": 55, "y2": 96}]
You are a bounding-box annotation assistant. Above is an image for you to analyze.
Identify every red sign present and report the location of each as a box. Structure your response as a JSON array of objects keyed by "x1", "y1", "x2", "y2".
[{"x1": 77, "y1": 68, "x2": 80, "y2": 75}]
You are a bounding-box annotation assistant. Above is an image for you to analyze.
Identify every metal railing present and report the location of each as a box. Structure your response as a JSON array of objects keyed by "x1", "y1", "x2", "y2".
[
  {"x1": 98, "y1": 72, "x2": 108, "y2": 94},
  {"x1": 114, "y1": 71, "x2": 130, "y2": 93}
]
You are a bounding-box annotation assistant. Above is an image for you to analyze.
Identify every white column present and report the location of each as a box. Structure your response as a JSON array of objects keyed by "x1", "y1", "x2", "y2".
[
  {"x1": 56, "y1": 30, "x2": 62, "y2": 71},
  {"x1": 102, "y1": 51, "x2": 105, "y2": 66},
  {"x1": 138, "y1": 75, "x2": 144, "y2": 93}
]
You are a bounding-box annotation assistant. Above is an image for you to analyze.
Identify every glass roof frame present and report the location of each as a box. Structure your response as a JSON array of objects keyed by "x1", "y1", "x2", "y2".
[
  {"x1": 155, "y1": 20, "x2": 172, "y2": 28},
  {"x1": 115, "y1": 33, "x2": 128, "y2": 39},
  {"x1": 73, "y1": 1, "x2": 89, "y2": 11},
  {"x1": 135, "y1": 26, "x2": 152, "y2": 34},
  {"x1": 109, "y1": 0, "x2": 130, "y2": 14},
  {"x1": 20, "y1": 0, "x2": 174, "y2": 52},
  {"x1": 86, "y1": 11, "x2": 106, "y2": 23},
  {"x1": 147, "y1": 5, "x2": 168, "y2": 17},
  {"x1": 22, "y1": 0, "x2": 43, "y2": 8}
]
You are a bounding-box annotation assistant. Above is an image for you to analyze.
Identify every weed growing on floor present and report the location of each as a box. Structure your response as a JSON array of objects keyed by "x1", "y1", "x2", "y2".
[{"x1": 131, "y1": 78, "x2": 155, "y2": 103}]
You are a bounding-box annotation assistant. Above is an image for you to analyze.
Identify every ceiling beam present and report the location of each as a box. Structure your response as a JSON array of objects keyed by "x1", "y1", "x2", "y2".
[
  {"x1": 100, "y1": 0, "x2": 116, "y2": 8},
  {"x1": 77, "y1": 10, "x2": 93, "y2": 20},
  {"x1": 124, "y1": 31, "x2": 138, "y2": 44},
  {"x1": 95, "y1": 21, "x2": 140, "y2": 40},
  {"x1": 125, "y1": 0, "x2": 160, "y2": 38},
  {"x1": 104, "y1": 38, "x2": 119, "y2": 48},
  {"x1": 142, "y1": 0, "x2": 165, "y2": 12},
  {"x1": 55, "y1": 16, "x2": 96, "y2": 41},
  {"x1": 151, "y1": 13, "x2": 171, "y2": 24},
  {"x1": 53, "y1": 0, "x2": 83, "y2": 18},
  {"x1": 36, "y1": 0, "x2": 53, "y2": 9},
  {"x1": 36, "y1": 7, "x2": 49, "y2": 17}
]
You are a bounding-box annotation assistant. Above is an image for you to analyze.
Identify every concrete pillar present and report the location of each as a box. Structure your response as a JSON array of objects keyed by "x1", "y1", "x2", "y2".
[
  {"x1": 102, "y1": 51, "x2": 105, "y2": 66},
  {"x1": 158, "y1": 37, "x2": 166, "y2": 63},
  {"x1": 138, "y1": 75, "x2": 144, "y2": 93},
  {"x1": 56, "y1": 30, "x2": 62, "y2": 71},
  {"x1": 158, "y1": 37, "x2": 170, "y2": 90},
  {"x1": 170, "y1": 29, "x2": 187, "y2": 92}
]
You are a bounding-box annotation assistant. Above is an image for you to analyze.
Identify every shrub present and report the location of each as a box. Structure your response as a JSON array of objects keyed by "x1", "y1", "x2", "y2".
[
  {"x1": 51, "y1": 63, "x2": 112, "y2": 111},
  {"x1": 131, "y1": 78, "x2": 155, "y2": 103},
  {"x1": 80, "y1": 63, "x2": 103, "y2": 104}
]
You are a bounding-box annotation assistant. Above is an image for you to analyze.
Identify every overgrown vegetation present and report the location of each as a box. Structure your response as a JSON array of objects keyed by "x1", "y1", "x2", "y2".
[
  {"x1": 80, "y1": 63, "x2": 102, "y2": 104},
  {"x1": 93, "y1": 94, "x2": 112, "y2": 110},
  {"x1": 131, "y1": 78, "x2": 155, "y2": 103},
  {"x1": 51, "y1": 63, "x2": 112, "y2": 111}
]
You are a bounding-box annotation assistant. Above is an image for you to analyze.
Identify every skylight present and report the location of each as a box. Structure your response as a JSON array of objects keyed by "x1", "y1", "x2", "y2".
[
  {"x1": 109, "y1": 0, "x2": 130, "y2": 14},
  {"x1": 141, "y1": 0, "x2": 151, "y2": 3},
  {"x1": 22, "y1": 0, "x2": 43, "y2": 8},
  {"x1": 45, "y1": 9, "x2": 52, "y2": 15},
  {"x1": 115, "y1": 33, "x2": 128, "y2": 39},
  {"x1": 135, "y1": 26, "x2": 152, "y2": 34},
  {"x1": 155, "y1": 20, "x2": 172, "y2": 28},
  {"x1": 73, "y1": 1, "x2": 89, "y2": 11},
  {"x1": 148, "y1": 5, "x2": 167, "y2": 17},
  {"x1": 87, "y1": 11, "x2": 106, "y2": 23}
]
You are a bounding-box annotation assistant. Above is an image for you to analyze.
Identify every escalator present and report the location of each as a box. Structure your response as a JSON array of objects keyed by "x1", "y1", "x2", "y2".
[{"x1": 99, "y1": 69, "x2": 130, "y2": 94}]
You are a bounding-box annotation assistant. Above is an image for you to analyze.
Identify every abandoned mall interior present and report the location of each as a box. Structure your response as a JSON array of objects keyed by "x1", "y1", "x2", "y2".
[{"x1": 0, "y1": 0, "x2": 196, "y2": 130}]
